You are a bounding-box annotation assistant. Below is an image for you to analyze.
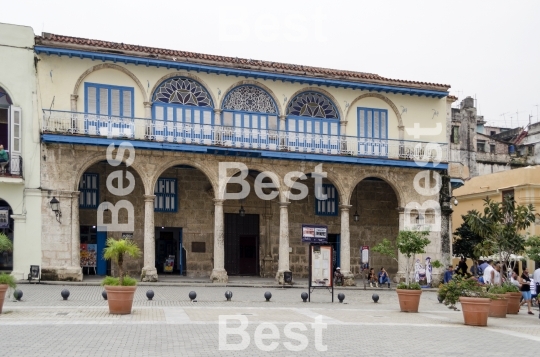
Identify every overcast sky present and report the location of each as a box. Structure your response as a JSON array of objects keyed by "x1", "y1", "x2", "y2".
[{"x1": 2, "y1": 0, "x2": 539, "y2": 128}]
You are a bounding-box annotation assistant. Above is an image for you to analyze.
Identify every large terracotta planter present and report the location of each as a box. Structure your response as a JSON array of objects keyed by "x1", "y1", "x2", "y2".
[
  {"x1": 459, "y1": 297, "x2": 491, "y2": 326},
  {"x1": 104, "y1": 286, "x2": 137, "y2": 314},
  {"x1": 489, "y1": 294, "x2": 508, "y2": 318},
  {"x1": 396, "y1": 289, "x2": 422, "y2": 312},
  {"x1": 505, "y1": 292, "x2": 521, "y2": 314},
  {"x1": 0, "y1": 284, "x2": 8, "y2": 314}
]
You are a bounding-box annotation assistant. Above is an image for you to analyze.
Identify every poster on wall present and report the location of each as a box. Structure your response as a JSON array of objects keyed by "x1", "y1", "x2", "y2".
[
  {"x1": 302, "y1": 224, "x2": 328, "y2": 243},
  {"x1": 310, "y1": 245, "x2": 333, "y2": 287},
  {"x1": 80, "y1": 244, "x2": 97, "y2": 268},
  {"x1": 0, "y1": 207, "x2": 9, "y2": 228},
  {"x1": 360, "y1": 246, "x2": 369, "y2": 270}
]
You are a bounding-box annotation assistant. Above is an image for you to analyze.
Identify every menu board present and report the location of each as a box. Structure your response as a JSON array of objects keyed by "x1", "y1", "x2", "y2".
[
  {"x1": 310, "y1": 245, "x2": 333, "y2": 287},
  {"x1": 302, "y1": 224, "x2": 328, "y2": 243},
  {"x1": 80, "y1": 244, "x2": 97, "y2": 267}
]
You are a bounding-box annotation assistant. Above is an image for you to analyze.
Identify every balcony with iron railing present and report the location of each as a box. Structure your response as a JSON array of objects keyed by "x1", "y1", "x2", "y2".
[
  {"x1": 0, "y1": 151, "x2": 22, "y2": 179},
  {"x1": 41, "y1": 110, "x2": 448, "y2": 164}
]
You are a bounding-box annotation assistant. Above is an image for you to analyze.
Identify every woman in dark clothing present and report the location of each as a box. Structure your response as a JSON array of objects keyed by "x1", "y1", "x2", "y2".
[
  {"x1": 519, "y1": 268, "x2": 534, "y2": 315},
  {"x1": 367, "y1": 268, "x2": 377, "y2": 287}
]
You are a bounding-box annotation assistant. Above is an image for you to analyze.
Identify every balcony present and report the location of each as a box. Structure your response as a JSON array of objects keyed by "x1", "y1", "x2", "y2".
[{"x1": 42, "y1": 110, "x2": 448, "y2": 165}]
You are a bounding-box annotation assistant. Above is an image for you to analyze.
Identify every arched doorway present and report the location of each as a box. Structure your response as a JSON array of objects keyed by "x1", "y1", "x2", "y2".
[
  {"x1": 350, "y1": 177, "x2": 400, "y2": 276},
  {"x1": 0, "y1": 86, "x2": 21, "y2": 176},
  {"x1": 0, "y1": 199, "x2": 13, "y2": 271}
]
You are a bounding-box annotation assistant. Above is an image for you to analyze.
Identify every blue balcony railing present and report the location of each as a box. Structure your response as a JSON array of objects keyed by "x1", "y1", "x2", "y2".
[{"x1": 42, "y1": 110, "x2": 448, "y2": 162}]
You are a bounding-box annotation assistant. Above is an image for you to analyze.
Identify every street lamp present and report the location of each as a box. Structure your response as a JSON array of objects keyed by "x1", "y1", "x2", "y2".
[
  {"x1": 50, "y1": 196, "x2": 62, "y2": 223},
  {"x1": 353, "y1": 186, "x2": 359, "y2": 222},
  {"x1": 239, "y1": 200, "x2": 245, "y2": 217}
]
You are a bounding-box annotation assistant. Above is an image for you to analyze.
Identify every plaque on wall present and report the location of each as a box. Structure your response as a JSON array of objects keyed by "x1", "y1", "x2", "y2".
[{"x1": 192, "y1": 242, "x2": 206, "y2": 253}]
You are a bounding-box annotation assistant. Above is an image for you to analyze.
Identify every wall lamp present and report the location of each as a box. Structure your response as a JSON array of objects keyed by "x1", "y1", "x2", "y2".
[
  {"x1": 447, "y1": 196, "x2": 459, "y2": 206},
  {"x1": 50, "y1": 196, "x2": 62, "y2": 223}
]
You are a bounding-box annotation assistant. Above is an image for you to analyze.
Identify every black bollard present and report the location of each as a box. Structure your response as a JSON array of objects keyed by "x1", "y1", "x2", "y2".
[
  {"x1": 337, "y1": 293, "x2": 345, "y2": 303},
  {"x1": 13, "y1": 289, "x2": 23, "y2": 301},
  {"x1": 102, "y1": 290, "x2": 107, "y2": 300},
  {"x1": 372, "y1": 294, "x2": 379, "y2": 303},
  {"x1": 225, "y1": 290, "x2": 233, "y2": 301},
  {"x1": 301, "y1": 292, "x2": 308, "y2": 302},
  {"x1": 264, "y1": 291, "x2": 272, "y2": 302},
  {"x1": 61, "y1": 289, "x2": 70, "y2": 300},
  {"x1": 146, "y1": 290, "x2": 154, "y2": 300},
  {"x1": 189, "y1": 291, "x2": 197, "y2": 301}
]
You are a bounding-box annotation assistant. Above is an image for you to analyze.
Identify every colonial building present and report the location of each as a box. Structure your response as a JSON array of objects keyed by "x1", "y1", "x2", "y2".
[
  {"x1": 34, "y1": 32, "x2": 451, "y2": 283},
  {"x1": 0, "y1": 23, "x2": 42, "y2": 279}
]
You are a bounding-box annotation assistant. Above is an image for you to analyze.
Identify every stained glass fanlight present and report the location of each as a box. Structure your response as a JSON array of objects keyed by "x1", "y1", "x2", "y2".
[
  {"x1": 222, "y1": 85, "x2": 277, "y2": 114},
  {"x1": 287, "y1": 92, "x2": 338, "y2": 119},
  {"x1": 153, "y1": 78, "x2": 213, "y2": 107}
]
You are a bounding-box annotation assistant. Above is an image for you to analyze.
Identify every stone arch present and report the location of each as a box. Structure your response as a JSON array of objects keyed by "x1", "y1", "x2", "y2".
[
  {"x1": 219, "y1": 80, "x2": 281, "y2": 115},
  {"x1": 73, "y1": 63, "x2": 148, "y2": 102},
  {"x1": 149, "y1": 72, "x2": 218, "y2": 107},
  {"x1": 73, "y1": 152, "x2": 149, "y2": 195},
  {"x1": 0, "y1": 83, "x2": 15, "y2": 106},
  {"x1": 0, "y1": 196, "x2": 14, "y2": 210},
  {"x1": 285, "y1": 87, "x2": 344, "y2": 120},
  {"x1": 279, "y1": 168, "x2": 348, "y2": 205},
  {"x1": 348, "y1": 173, "x2": 405, "y2": 209},
  {"x1": 151, "y1": 159, "x2": 218, "y2": 198},
  {"x1": 346, "y1": 93, "x2": 402, "y2": 127}
]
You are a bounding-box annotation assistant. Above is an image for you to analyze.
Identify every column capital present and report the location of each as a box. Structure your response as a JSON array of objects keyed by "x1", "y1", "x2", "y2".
[
  {"x1": 213, "y1": 198, "x2": 225, "y2": 205},
  {"x1": 339, "y1": 120, "x2": 348, "y2": 125},
  {"x1": 143, "y1": 101, "x2": 152, "y2": 108},
  {"x1": 10, "y1": 214, "x2": 26, "y2": 222},
  {"x1": 71, "y1": 191, "x2": 81, "y2": 198},
  {"x1": 396, "y1": 206, "x2": 405, "y2": 213},
  {"x1": 279, "y1": 114, "x2": 286, "y2": 120},
  {"x1": 263, "y1": 214, "x2": 273, "y2": 220},
  {"x1": 70, "y1": 94, "x2": 79, "y2": 100},
  {"x1": 144, "y1": 194, "x2": 156, "y2": 202},
  {"x1": 213, "y1": 108, "x2": 222, "y2": 114},
  {"x1": 339, "y1": 204, "x2": 353, "y2": 210},
  {"x1": 279, "y1": 201, "x2": 290, "y2": 207}
]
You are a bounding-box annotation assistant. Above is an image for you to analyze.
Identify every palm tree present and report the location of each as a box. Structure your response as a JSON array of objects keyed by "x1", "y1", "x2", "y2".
[{"x1": 103, "y1": 238, "x2": 141, "y2": 286}]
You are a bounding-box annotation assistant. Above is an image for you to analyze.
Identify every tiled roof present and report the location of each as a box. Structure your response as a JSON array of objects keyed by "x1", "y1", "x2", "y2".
[{"x1": 35, "y1": 33, "x2": 450, "y2": 92}]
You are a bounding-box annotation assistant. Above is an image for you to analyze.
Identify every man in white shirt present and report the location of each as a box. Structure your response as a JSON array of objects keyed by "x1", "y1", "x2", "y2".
[
  {"x1": 533, "y1": 267, "x2": 540, "y2": 307},
  {"x1": 483, "y1": 260, "x2": 494, "y2": 284}
]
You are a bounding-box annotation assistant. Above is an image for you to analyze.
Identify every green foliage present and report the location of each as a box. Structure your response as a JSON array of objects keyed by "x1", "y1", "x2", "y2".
[
  {"x1": 102, "y1": 238, "x2": 141, "y2": 286},
  {"x1": 452, "y1": 218, "x2": 484, "y2": 260},
  {"x1": 101, "y1": 275, "x2": 137, "y2": 287},
  {"x1": 397, "y1": 282, "x2": 421, "y2": 290},
  {"x1": 525, "y1": 235, "x2": 540, "y2": 263},
  {"x1": 500, "y1": 283, "x2": 520, "y2": 293},
  {"x1": 431, "y1": 260, "x2": 444, "y2": 269},
  {"x1": 488, "y1": 285, "x2": 507, "y2": 295},
  {"x1": 438, "y1": 275, "x2": 493, "y2": 307},
  {"x1": 0, "y1": 232, "x2": 13, "y2": 253},
  {"x1": 372, "y1": 238, "x2": 397, "y2": 260},
  {"x1": 0, "y1": 272, "x2": 16, "y2": 289},
  {"x1": 464, "y1": 196, "x2": 535, "y2": 274}
]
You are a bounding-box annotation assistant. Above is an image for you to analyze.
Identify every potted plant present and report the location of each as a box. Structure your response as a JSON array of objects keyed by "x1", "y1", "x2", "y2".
[
  {"x1": 438, "y1": 275, "x2": 493, "y2": 326},
  {"x1": 487, "y1": 285, "x2": 508, "y2": 318},
  {"x1": 0, "y1": 232, "x2": 15, "y2": 314},
  {"x1": 501, "y1": 282, "x2": 521, "y2": 314},
  {"x1": 372, "y1": 230, "x2": 431, "y2": 312},
  {"x1": 101, "y1": 238, "x2": 141, "y2": 315}
]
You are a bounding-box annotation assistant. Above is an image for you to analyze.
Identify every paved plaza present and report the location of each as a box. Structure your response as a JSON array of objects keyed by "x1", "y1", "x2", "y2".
[{"x1": 1, "y1": 284, "x2": 540, "y2": 356}]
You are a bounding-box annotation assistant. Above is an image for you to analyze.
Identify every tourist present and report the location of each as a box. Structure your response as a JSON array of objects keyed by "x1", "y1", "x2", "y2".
[
  {"x1": 482, "y1": 260, "x2": 495, "y2": 285},
  {"x1": 443, "y1": 265, "x2": 454, "y2": 284},
  {"x1": 378, "y1": 267, "x2": 390, "y2": 288},
  {"x1": 367, "y1": 268, "x2": 378, "y2": 287},
  {"x1": 518, "y1": 268, "x2": 534, "y2": 315}
]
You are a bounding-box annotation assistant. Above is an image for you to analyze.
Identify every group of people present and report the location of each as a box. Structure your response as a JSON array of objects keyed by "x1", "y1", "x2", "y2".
[
  {"x1": 366, "y1": 267, "x2": 391, "y2": 288},
  {"x1": 443, "y1": 258, "x2": 540, "y2": 316}
]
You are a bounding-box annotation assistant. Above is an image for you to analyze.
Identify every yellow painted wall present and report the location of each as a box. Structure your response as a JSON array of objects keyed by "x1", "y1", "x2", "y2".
[{"x1": 36, "y1": 55, "x2": 447, "y2": 143}]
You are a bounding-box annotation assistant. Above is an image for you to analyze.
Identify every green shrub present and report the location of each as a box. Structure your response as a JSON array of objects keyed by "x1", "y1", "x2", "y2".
[
  {"x1": 488, "y1": 285, "x2": 506, "y2": 295},
  {"x1": 101, "y1": 275, "x2": 137, "y2": 287},
  {"x1": 501, "y1": 283, "x2": 520, "y2": 293},
  {"x1": 0, "y1": 273, "x2": 16, "y2": 289},
  {"x1": 438, "y1": 275, "x2": 493, "y2": 307},
  {"x1": 397, "y1": 282, "x2": 421, "y2": 290}
]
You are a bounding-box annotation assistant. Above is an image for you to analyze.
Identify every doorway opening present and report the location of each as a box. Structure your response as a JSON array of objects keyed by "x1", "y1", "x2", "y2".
[
  {"x1": 328, "y1": 234, "x2": 340, "y2": 272},
  {"x1": 80, "y1": 225, "x2": 109, "y2": 276},
  {"x1": 155, "y1": 227, "x2": 183, "y2": 275},
  {"x1": 0, "y1": 200, "x2": 13, "y2": 271},
  {"x1": 224, "y1": 213, "x2": 259, "y2": 276}
]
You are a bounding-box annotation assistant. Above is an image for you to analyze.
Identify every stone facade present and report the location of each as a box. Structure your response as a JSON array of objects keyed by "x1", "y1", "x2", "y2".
[{"x1": 40, "y1": 142, "x2": 445, "y2": 283}]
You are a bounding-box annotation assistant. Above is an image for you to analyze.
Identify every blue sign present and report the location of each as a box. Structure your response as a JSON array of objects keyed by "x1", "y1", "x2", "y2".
[{"x1": 302, "y1": 224, "x2": 328, "y2": 243}]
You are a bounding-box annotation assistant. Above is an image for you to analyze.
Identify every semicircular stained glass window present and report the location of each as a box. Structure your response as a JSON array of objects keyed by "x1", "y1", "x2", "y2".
[
  {"x1": 287, "y1": 92, "x2": 338, "y2": 119},
  {"x1": 153, "y1": 78, "x2": 213, "y2": 107},
  {"x1": 222, "y1": 85, "x2": 277, "y2": 114}
]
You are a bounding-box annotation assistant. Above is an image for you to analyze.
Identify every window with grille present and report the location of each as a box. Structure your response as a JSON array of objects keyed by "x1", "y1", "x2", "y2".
[
  {"x1": 477, "y1": 140, "x2": 486, "y2": 152},
  {"x1": 315, "y1": 184, "x2": 339, "y2": 216},
  {"x1": 451, "y1": 126, "x2": 460, "y2": 144},
  {"x1": 154, "y1": 178, "x2": 177, "y2": 212},
  {"x1": 84, "y1": 82, "x2": 134, "y2": 117},
  {"x1": 79, "y1": 173, "x2": 99, "y2": 209}
]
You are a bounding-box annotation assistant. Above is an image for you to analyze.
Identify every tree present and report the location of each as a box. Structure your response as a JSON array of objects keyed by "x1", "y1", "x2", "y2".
[
  {"x1": 103, "y1": 238, "x2": 141, "y2": 286},
  {"x1": 452, "y1": 218, "x2": 484, "y2": 260},
  {"x1": 465, "y1": 196, "x2": 535, "y2": 280},
  {"x1": 372, "y1": 230, "x2": 431, "y2": 286},
  {"x1": 0, "y1": 232, "x2": 13, "y2": 253},
  {"x1": 525, "y1": 235, "x2": 540, "y2": 263}
]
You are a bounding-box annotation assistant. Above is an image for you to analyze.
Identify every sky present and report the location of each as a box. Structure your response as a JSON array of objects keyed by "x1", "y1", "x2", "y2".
[{"x1": 2, "y1": 0, "x2": 539, "y2": 128}]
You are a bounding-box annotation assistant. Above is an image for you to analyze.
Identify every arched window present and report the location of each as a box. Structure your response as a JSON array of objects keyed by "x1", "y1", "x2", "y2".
[
  {"x1": 221, "y1": 85, "x2": 278, "y2": 130},
  {"x1": 151, "y1": 77, "x2": 214, "y2": 143},
  {"x1": 286, "y1": 92, "x2": 340, "y2": 154}
]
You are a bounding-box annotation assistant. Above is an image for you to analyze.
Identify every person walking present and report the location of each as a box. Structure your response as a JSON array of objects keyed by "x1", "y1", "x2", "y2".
[
  {"x1": 518, "y1": 268, "x2": 534, "y2": 315},
  {"x1": 533, "y1": 266, "x2": 540, "y2": 309},
  {"x1": 483, "y1": 260, "x2": 494, "y2": 285}
]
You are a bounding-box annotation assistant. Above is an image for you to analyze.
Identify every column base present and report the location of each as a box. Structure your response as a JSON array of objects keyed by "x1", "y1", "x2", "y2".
[
  {"x1": 262, "y1": 256, "x2": 273, "y2": 278},
  {"x1": 210, "y1": 269, "x2": 228, "y2": 283},
  {"x1": 342, "y1": 271, "x2": 356, "y2": 286},
  {"x1": 275, "y1": 270, "x2": 292, "y2": 285},
  {"x1": 141, "y1": 267, "x2": 159, "y2": 282}
]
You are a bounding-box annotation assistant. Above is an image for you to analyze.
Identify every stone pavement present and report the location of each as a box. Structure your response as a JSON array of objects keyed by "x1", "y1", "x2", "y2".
[{"x1": 1, "y1": 285, "x2": 540, "y2": 356}]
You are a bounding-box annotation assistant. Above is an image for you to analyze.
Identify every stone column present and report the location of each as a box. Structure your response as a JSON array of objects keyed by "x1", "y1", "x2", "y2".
[
  {"x1": 339, "y1": 204, "x2": 355, "y2": 286},
  {"x1": 143, "y1": 102, "x2": 152, "y2": 139},
  {"x1": 263, "y1": 211, "x2": 273, "y2": 278},
  {"x1": 396, "y1": 207, "x2": 407, "y2": 283},
  {"x1": 142, "y1": 194, "x2": 158, "y2": 282},
  {"x1": 10, "y1": 214, "x2": 27, "y2": 280},
  {"x1": 279, "y1": 114, "x2": 287, "y2": 149},
  {"x1": 210, "y1": 199, "x2": 228, "y2": 283},
  {"x1": 214, "y1": 109, "x2": 222, "y2": 126},
  {"x1": 71, "y1": 191, "x2": 81, "y2": 271},
  {"x1": 70, "y1": 94, "x2": 79, "y2": 133},
  {"x1": 276, "y1": 202, "x2": 291, "y2": 284}
]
